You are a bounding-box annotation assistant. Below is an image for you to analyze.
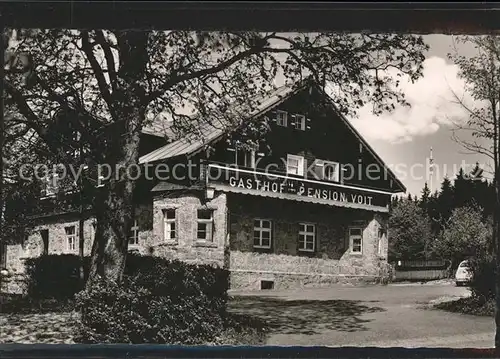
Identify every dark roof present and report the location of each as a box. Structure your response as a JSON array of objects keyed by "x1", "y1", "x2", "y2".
[
  {"x1": 139, "y1": 80, "x2": 310, "y2": 164},
  {"x1": 139, "y1": 78, "x2": 406, "y2": 193}
]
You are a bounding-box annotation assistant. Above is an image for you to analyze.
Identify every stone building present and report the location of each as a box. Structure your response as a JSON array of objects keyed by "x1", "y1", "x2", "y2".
[{"x1": 1, "y1": 78, "x2": 405, "y2": 293}]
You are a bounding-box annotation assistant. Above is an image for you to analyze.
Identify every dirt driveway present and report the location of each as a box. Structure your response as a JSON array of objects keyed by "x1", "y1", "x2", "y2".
[{"x1": 228, "y1": 282, "x2": 495, "y2": 348}]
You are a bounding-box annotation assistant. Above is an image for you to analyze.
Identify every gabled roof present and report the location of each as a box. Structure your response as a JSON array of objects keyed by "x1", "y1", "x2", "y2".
[
  {"x1": 139, "y1": 79, "x2": 310, "y2": 164},
  {"x1": 139, "y1": 78, "x2": 406, "y2": 193}
]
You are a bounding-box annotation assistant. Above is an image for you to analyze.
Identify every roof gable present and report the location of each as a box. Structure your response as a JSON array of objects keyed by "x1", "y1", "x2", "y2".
[{"x1": 139, "y1": 79, "x2": 406, "y2": 193}]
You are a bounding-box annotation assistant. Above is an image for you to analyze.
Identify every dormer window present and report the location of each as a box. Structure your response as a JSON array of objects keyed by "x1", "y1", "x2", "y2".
[
  {"x1": 286, "y1": 154, "x2": 305, "y2": 176},
  {"x1": 323, "y1": 161, "x2": 340, "y2": 182},
  {"x1": 276, "y1": 110, "x2": 288, "y2": 127},
  {"x1": 292, "y1": 114, "x2": 306, "y2": 131},
  {"x1": 235, "y1": 148, "x2": 256, "y2": 169}
]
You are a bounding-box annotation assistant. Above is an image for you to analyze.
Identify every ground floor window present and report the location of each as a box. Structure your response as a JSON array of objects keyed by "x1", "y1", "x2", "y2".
[
  {"x1": 378, "y1": 227, "x2": 386, "y2": 256},
  {"x1": 40, "y1": 229, "x2": 49, "y2": 255},
  {"x1": 65, "y1": 226, "x2": 77, "y2": 251},
  {"x1": 129, "y1": 219, "x2": 140, "y2": 246},
  {"x1": 254, "y1": 219, "x2": 272, "y2": 249},
  {"x1": 349, "y1": 227, "x2": 363, "y2": 254},
  {"x1": 163, "y1": 209, "x2": 176, "y2": 240},
  {"x1": 298, "y1": 223, "x2": 315, "y2": 252},
  {"x1": 197, "y1": 209, "x2": 214, "y2": 242},
  {"x1": 0, "y1": 243, "x2": 6, "y2": 269}
]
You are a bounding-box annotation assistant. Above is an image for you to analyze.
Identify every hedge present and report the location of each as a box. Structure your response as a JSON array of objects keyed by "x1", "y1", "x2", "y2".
[{"x1": 24, "y1": 253, "x2": 230, "y2": 344}]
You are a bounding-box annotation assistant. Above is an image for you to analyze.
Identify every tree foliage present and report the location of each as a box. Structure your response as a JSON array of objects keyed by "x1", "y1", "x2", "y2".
[
  {"x1": 432, "y1": 204, "x2": 491, "y2": 269},
  {"x1": 388, "y1": 197, "x2": 432, "y2": 261},
  {"x1": 3, "y1": 30, "x2": 428, "y2": 282}
]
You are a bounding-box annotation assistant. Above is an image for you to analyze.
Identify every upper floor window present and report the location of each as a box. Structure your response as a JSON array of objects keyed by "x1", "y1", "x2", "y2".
[
  {"x1": 323, "y1": 161, "x2": 340, "y2": 182},
  {"x1": 163, "y1": 209, "x2": 176, "y2": 241},
  {"x1": 65, "y1": 226, "x2": 77, "y2": 252},
  {"x1": 298, "y1": 223, "x2": 316, "y2": 252},
  {"x1": 197, "y1": 209, "x2": 214, "y2": 242},
  {"x1": 349, "y1": 227, "x2": 363, "y2": 254},
  {"x1": 129, "y1": 219, "x2": 140, "y2": 246},
  {"x1": 236, "y1": 149, "x2": 256, "y2": 169},
  {"x1": 276, "y1": 110, "x2": 288, "y2": 127},
  {"x1": 286, "y1": 154, "x2": 304, "y2": 176},
  {"x1": 292, "y1": 114, "x2": 306, "y2": 131},
  {"x1": 254, "y1": 219, "x2": 272, "y2": 249}
]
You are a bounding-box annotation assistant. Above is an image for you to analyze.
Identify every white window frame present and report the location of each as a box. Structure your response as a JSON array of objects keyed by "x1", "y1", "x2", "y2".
[
  {"x1": 163, "y1": 209, "x2": 177, "y2": 241},
  {"x1": 298, "y1": 223, "x2": 316, "y2": 252},
  {"x1": 128, "y1": 219, "x2": 140, "y2": 246},
  {"x1": 323, "y1": 161, "x2": 340, "y2": 182},
  {"x1": 197, "y1": 209, "x2": 214, "y2": 242},
  {"x1": 253, "y1": 219, "x2": 272, "y2": 249},
  {"x1": 349, "y1": 227, "x2": 363, "y2": 254},
  {"x1": 378, "y1": 228, "x2": 386, "y2": 257},
  {"x1": 276, "y1": 110, "x2": 288, "y2": 127},
  {"x1": 293, "y1": 114, "x2": 306, "y2": 131},
  {"x1": 286, "y1": 154, "x2": 305, "y2": 176},
  {"x1": 65, "y1": 226, "x2": 77, "y2": 252}
]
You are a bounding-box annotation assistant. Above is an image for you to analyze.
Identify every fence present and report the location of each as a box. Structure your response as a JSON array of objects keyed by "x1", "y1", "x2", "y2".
[{"x1": 392, "y1": 259, "x2": 451, "y2": 282}]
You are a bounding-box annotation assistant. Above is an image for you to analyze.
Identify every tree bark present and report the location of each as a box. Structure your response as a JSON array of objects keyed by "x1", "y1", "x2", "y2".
[{"x1": 86, "y1": 30, "x2": 149, "y2": 287}]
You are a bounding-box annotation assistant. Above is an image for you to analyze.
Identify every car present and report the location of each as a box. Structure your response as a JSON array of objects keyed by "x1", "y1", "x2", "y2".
[{"x1": 455, "y1": 260, "x2": 472, "y2": 286}]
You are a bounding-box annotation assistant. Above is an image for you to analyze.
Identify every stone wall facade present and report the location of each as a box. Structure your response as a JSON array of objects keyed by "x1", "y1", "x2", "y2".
[
  {"x1": 227, "y1": 193, "x2": 389, "y2": 290},
  {"x1": 1, "y1": 191, "x2": 227, "y2": 294},
  {"x1": 1, "y1": 189, "x2": 390, "y2": 294}
]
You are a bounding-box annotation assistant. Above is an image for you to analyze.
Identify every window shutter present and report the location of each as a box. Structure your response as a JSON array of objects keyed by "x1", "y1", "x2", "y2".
[
  {"x1": 269, "y1": 110, "x2": 277, "y2": 122},
  {"x1": 290, "y1": 114, "x2": 297, "y2": 127},
  {"x1": 306, "y1": 118, "x2": 311, "y2": 130}
]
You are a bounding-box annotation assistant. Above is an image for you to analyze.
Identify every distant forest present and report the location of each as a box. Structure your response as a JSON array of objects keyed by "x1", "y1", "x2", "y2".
[{"x1": 389, "y1": 163, "x2": 493, "y2": 267}]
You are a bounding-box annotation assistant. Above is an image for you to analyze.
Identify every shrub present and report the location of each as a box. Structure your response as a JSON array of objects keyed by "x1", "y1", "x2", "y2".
[
  {"x1": 24, "y1": 254, "x2": 90, "y2": 300},
  {"x1": 469, "y1": 254, "x2": 496, "y2": 300},
  {"x1": 75, "y1": 253, "x2": 230, "y2": 344}
]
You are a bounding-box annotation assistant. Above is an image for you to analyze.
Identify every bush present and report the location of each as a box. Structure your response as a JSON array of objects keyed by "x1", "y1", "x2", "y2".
[
  {"x1": 75, "y1": 253, "x2": 230, "y2": 344},
  {"x1": 469, "y1": 254, "x2": 496, "y2": 300},
  {"x1": 24, "y1": 254, "x2": 90, "y2": 300}
]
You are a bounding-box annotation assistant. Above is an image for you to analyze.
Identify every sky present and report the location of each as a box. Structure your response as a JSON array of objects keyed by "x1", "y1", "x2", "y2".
[{"x1": 344, "y1": 34, "x2": 491, "y2": 197}]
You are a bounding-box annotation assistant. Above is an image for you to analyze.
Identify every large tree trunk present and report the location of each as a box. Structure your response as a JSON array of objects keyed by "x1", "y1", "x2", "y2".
[{"x1": 86, "y1": 30, "x2": 149, "y2": 287}]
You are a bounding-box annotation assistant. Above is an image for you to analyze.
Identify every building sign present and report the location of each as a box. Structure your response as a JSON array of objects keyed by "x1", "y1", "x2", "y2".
[{"x1": 206, "y1": 164, "x2": 391, "y2": 209}]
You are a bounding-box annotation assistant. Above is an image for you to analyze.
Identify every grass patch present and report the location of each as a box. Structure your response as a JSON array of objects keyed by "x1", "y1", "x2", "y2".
[{"x1": 435, "y1": 296, "x2": 495, "y2": 317}]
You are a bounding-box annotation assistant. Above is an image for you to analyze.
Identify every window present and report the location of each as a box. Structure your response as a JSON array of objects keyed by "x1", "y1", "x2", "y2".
[
  {"x1": 40, "y1": 229, "x2": 49, "y2": 255},
  {"x1": 276, "y1": 110, "x2": 288, "y2": 127},
  {"x1": 197, "y1": 209, "x2": 214, "y2": 242},
  {"x1": 0, "y1": 243, "x2": 6, "y2": 270},
  {"x1": 163, "y1": 209, "x2": 176, "y2": 241},
  {"x1": 65, "y1": 226, "x2": 77, "y2": 251},
  {"x1": 44, "y1": 172, "x2": 60, "y2": 196},
  {"x1": 378, "y1": 228, "x2": 386, "y2": 256},
  {"x1": 286, "y1": 154, "x2": 305, "y2": 176},
  {"x1": 292, "y1": 114, "x2": 306, "y2": 131},
  {"x1": 129, "y1": 219, "x2": 140, "y2": 246},
  {"x1": 323, "y1": 161, "x2": 340, "y2": 182},
  {"x1": 236, "y1": 149, "x2": 256, "y2": 169},
  {"x1": 254, "y1": 219, "x2": 272, "y2": 249},
  {"x1": 298, "y1": 223, "x2": 316, "y2": 252},
  {"x1": 349, "y1": 227, "x2": 363, "y2": 254}
]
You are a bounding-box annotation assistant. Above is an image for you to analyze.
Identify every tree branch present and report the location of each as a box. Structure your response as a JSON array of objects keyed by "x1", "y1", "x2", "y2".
[
  {"x1": 81, "y1": 31, "x2": 115, "y2": 119},
  {"x1": 95, "y1": 30, "x2": 118, "y2": 93}
]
